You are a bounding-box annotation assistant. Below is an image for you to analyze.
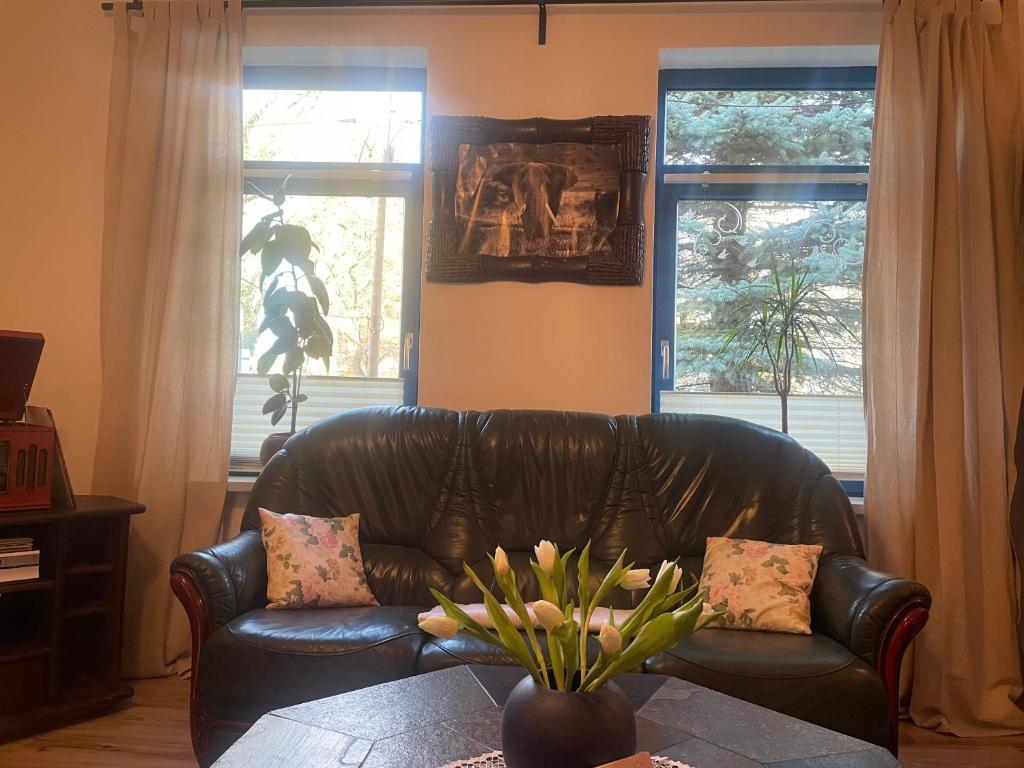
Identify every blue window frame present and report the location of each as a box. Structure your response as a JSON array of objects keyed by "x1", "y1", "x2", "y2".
[{"x1": 652, "y1": 66, "x2": 875, "y2": 494}]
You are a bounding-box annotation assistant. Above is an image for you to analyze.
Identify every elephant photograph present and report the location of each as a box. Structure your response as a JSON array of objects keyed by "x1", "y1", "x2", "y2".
[
  {"x1": 455, "y1": 142, "x2": 621, "y2": 260},
  {"x1": 428, "y1": 115, "x2": 649, "y2": 284}
]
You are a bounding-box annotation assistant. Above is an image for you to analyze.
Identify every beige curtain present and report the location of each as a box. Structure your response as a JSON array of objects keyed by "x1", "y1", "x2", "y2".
[
  {"x1": 95, "y1": 0, "x2": 242, "y2": 678},
  {"x1": 865, "y1": 0, "x2": 1024, "y2": 735}
]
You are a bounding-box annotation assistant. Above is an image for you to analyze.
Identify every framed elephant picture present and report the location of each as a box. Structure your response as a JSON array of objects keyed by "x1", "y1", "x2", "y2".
[{"x1": 427, "y1": 115, "x2": 650, "y2": 285}]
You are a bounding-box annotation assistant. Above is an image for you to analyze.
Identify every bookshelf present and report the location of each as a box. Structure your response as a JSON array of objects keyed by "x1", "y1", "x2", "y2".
[{"x1": 0, "y1": 496, "x2": 144, "y2": 740}]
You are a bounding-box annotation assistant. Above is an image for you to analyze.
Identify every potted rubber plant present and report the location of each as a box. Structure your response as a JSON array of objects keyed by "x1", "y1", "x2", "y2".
[
  {"x1": 240, "y1": 180, "x2": 334, "y2": 465},
  {"x1": 418, "y1": 541, "x2": 711, "y2": 768}
]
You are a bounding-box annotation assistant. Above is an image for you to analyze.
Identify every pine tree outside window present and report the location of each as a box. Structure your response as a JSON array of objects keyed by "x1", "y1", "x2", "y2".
[
  {"x1": 652, "y1": 67, "x2": 874, "y2": 494},
  {"x1": 232, "y1": 65, "x2": 425, "y2": 471}
]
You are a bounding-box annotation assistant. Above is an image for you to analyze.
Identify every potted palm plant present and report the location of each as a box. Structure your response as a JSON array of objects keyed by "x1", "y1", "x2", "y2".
[
  {"x1": 418, "y1": 541, "x2": 710, "y2": 768},
  {"x1": 720, "y1": 260, "x2": 860, "y2": 433},
  {"x1": 240, "y1": 181, "x2": 334, "y2": 464}
]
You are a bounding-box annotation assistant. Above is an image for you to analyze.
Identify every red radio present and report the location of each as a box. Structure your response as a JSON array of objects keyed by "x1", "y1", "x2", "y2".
[{"x1": 0, "y1": 331, "x2": 53, "y2": 510}]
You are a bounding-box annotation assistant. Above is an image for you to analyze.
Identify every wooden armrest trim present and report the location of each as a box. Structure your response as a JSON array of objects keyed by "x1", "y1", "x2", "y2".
[{"x1": 876, "y1": 596, "x2": 929, "y2": 756}]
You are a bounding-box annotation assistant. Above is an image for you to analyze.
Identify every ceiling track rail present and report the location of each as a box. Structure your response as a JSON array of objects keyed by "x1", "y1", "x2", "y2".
[{"x1": 99, "y1": 0, "x2": 798, "y2": 46}]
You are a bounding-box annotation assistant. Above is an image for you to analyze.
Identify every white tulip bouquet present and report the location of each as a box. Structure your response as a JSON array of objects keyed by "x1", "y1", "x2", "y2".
[{"x1": 419, "y1": 540, "x2": 709, "y2": 693}]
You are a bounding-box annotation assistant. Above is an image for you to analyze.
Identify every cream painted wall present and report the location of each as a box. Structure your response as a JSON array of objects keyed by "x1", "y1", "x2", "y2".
[
  {"x1": 243, "y1": 3, "x2": 880, "y2": 415},
  {"x1": 0, "y1": 1, "x2": 113, "y2": 492},
  {"x1": 0, "y1": 1, "x2": 879, "y2": 492}
]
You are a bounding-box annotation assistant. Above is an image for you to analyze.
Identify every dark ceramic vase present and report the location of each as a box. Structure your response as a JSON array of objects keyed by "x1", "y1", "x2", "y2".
[
  {"x1": 501, "y1": 676, "x2": 637, "y2": 768},
  {"x1": 259, "y1": 432, "x2": 291, "y2": 466}
]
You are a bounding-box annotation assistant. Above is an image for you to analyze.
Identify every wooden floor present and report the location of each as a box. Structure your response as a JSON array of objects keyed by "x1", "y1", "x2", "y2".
[{"x1": 0, "y1": 676, "x2": 1021, "y2": 767}]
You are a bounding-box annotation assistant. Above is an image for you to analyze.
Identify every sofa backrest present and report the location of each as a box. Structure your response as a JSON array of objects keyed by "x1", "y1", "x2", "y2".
[{"x1": 243, "y1": 406, "x2": 863, "y2": 606}]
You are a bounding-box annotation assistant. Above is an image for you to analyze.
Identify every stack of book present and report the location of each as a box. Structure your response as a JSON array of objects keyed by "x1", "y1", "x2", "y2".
[{"x1": 0, "y1": 538, "x2": 39, "y2": 583}]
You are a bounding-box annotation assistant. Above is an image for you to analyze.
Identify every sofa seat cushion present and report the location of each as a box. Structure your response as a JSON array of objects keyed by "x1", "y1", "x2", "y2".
[
  {"x1": 645, "y1": 628, "x2": 890, "y2": 748},
  {"x1": 198, "y1": 606, "x2": 425, "y2": 721}
]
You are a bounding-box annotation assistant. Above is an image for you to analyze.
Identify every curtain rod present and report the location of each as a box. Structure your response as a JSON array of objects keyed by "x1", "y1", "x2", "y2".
[
  {"x1": 100, "y1": 0, "x2": 787, "y2": 8},
  {"x1": 99, "y1": 0, "x2": 848, "y2": 46}
]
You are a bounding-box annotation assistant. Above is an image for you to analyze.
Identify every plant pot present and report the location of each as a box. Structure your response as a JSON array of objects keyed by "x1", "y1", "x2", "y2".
[
  {"x1": 259, "y1": 432, "x2": 291, "y2": 466},
  {"x1": 501, "y1": 675, "x2": 637, "y2": 768}
]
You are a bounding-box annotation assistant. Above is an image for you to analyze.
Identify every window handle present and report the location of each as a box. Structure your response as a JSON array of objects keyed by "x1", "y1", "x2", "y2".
[
  {"x1": 403, "y1": 332, "x2": 415, "y2": 372},
  {"x1": 660, "y1": 339, "x2": 671, "y2": 381}
]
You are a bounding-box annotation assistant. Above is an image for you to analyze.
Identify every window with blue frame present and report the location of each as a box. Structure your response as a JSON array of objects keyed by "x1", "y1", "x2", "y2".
[{"x1": 652, "y1": 67, "x2": 875, "y2": 494}]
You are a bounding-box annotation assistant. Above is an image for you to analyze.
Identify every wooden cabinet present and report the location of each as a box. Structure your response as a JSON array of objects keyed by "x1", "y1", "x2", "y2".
[{"x1": 0, "y1": 496, "x2": 143, "y2": 741}]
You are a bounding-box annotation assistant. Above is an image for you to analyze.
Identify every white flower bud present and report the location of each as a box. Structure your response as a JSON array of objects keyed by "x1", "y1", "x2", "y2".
[
  {"x1": 620, "y1": 568, "x2": 651, "y2": 591},
  {"x1": 418, "y1": 615, "x2": 459, "y2": 640},
  {"x1": 532, "y1": 600, "x2": 565, "y2": 631},
  {"x1": 494, "y1": 546, "x2": 510, "y2": 576},
  {"x1": 598, "y1": 623, "x2": 622, "y2": 655},
  {"x1": 534, "y1": 540, "x2": 558, "y2": 574},
  {"x1": 658, "y1": 560, "x2": 682, "y2": 593}
]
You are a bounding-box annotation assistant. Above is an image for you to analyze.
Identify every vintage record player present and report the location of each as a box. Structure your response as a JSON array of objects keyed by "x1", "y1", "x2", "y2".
[{"x1": 0, "y1": 331, "x2": 53, "y2": 510}]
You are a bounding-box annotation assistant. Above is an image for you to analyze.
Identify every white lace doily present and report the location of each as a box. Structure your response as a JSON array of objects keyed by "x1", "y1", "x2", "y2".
[{"x1": 439, "y1": 752, "x2": 693, "y2": 768}]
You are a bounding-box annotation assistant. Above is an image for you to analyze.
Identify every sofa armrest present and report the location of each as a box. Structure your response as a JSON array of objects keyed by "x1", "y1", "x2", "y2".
[
  {"x1": 170, "y1": 530, "x2": 267, "y2": 766},
  {"x1": 812, "y1": 554, "x2": 931, "y2": 666},
  {"x1": 812, "y1": 554, "x2": 930, "y2": 755},
  {"x1": 170, "y1": 529, "x2": 267, "y2": 636}
]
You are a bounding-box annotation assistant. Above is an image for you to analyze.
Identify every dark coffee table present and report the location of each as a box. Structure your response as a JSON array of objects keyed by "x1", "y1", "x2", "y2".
[{"x1": 213, "y1": 665, "x2": 900, "y2": 768}]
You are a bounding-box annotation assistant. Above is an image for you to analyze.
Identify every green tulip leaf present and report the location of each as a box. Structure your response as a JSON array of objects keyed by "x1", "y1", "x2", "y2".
[
  {"x1": 588, "y1": 550, "x2": 628, "y2": 613},
  {"x1": 552, "y1": 547, "x2": 570, "y2": 606},
  {"x1": 618, "y1": 561, "x2": 679, "y2": 645},
  {"x1": 489, "y1": 554, "x2": 549, "y2": 685},
  {"x1": 462, "y1": 563, "x2": 542, "y2": 683},
  {"x1": 658, "y1": 582, "x2": 699, "y2": 613},
  {"x1": 529, "y1": 563, "x2": 559, "y2": 604},
  {"x1": 576, "y1": 541, "x2": 591, "y2": 607},
  {"x1": 428, "y1": 589, "x2": 503, "y2": 648}
]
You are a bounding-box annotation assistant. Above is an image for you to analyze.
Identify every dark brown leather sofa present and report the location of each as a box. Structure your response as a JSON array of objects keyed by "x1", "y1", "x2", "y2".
[{"x1": 171, "y1": 407, "x2": 930, "y2": 766}]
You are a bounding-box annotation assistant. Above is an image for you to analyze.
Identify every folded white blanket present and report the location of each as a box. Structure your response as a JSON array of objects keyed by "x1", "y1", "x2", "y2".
[{"x1": 417, "y1": 603, "x2": 634, "y2": 633}]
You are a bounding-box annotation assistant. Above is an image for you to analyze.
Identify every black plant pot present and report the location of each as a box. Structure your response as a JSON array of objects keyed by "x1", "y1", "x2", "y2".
[{"x1": 501, "y1": 675, "x2": 637, "y2": 768}]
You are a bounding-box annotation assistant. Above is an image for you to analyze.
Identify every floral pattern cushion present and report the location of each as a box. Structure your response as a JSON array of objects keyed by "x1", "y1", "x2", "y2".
[
  {"x1": 259, "y1": 507, "x2": 379, "y2": 610},
  {"x1": 698, "y1": 536, "x2": 823, "y2": 634}
]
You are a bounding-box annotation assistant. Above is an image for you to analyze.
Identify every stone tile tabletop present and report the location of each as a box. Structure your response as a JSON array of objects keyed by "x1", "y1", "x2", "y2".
[{"x1": 213, "y1": 665, "x2": 900, "y2": 768}]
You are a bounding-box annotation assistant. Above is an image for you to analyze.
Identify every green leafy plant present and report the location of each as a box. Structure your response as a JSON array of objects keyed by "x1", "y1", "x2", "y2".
[
  {"x1": 719, "y1": 259, "x2": 858, "y2": 433},
  {"x1": 240, "y1": 180, "x2": 334, "y2": 434},
  {"x1": 418, "y1": 540, "x2": 712, "y2": 692}
]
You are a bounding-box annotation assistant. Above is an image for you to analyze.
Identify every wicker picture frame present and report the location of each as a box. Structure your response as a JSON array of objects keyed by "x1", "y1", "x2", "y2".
[{"x1": 427, "y1": 115, "x2": 650, "y2": 285}]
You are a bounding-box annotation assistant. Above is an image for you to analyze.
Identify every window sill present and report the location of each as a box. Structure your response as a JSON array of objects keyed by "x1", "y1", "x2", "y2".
[{"x1": 227, "y1": 475, "x2": 257, "y2": 493}]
